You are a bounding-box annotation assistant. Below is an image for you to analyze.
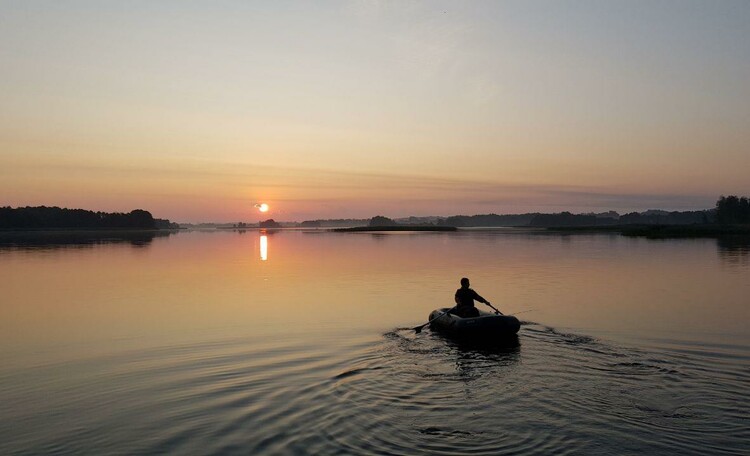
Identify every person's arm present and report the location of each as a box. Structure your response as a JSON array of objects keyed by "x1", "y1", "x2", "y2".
[
  {"x1": 472, "y1": 290, "x2": 489, "y2": 304},
  {"x1": 454, "y1": 290, "x2": 461, "y2": 305},
  {"x1": 475, "y1": 291, "x2": 503, "y2": 314}
]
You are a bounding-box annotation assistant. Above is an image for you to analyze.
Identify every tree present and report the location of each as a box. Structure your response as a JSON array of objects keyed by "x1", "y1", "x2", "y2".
[
  {"x1": 716, "y1": 195, "x2": 750, "y2": 224},
  {"x1": 0, "y1": 206, "x2": 166, "y2": 229},
  {"x1": 259, "y1": 219, "x2": 281, "y2": 228},
  {"x1": 368, "y1": 216, "x2": 396, "y2": 227}
]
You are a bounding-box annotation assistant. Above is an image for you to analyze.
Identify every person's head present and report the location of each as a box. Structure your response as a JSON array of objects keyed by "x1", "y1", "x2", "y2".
[{"x1": 460, "y1": 277, "x2": 470, "y2": 288}]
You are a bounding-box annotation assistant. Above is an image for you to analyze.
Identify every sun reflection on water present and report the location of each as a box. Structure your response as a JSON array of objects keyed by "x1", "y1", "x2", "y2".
[{"x1": 260, "y1": 234, "x2": 268, "y2": 261}]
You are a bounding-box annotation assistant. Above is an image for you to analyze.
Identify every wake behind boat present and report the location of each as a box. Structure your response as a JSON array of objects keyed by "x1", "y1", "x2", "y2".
[{"x1": 428, "y1": 308, "x2": 521, "y2": 338}]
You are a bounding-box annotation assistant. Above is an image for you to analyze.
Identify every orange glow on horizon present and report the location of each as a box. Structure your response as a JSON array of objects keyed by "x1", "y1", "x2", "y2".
[{"x1": 1, "y1": 3, "x2": 747, "y2": 222}]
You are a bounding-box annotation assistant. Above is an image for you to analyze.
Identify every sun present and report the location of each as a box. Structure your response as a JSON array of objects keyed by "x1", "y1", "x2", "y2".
[{"x1": 256, "y1": 203, "x2": 269, "y2": 213}]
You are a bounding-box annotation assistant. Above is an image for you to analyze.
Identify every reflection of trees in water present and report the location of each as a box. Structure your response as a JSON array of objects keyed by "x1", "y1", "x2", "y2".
[
  {"x1": 716, "y1": 236, "x2": 750, "y2": 267},
  {"x1": 0, "y1": 230, "x2": 177, "y2": 251}
]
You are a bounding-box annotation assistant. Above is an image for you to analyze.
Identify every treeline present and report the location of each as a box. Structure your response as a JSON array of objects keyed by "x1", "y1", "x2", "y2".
[
  {"x1": 0, "y1": 206, "x2": 179, "y2": 230},
  {"x1": 369, "y1": 215, "x2": 396, "y2": 226},
  {"x1": 299, "y1": 218, "x2": 368, "y2": 228},
  {"x1": 524, "y1": 195, "x2": 749, "y2": 228},
  {"x1": 259, "y1": 219, "x2": 282, "y2": 228},
  {"x1": 256, "y1": 194, "x2": 750, "y2": 229},
  {"x1": 437, "y1": 213, "x2": 538, "y2": 227},
  {"x1": 716, "y1": 195, "x2": 750, "y2": 224},
  {"x1": 430, "y1": 210, "x2": 710, "y2": 227},
  {"x1": 528, "y1": 210, "x2": 711, "y2": 227},
  {"x1": 529, "y1": 212, "x2": 611, "y2": 227},
  {"x1": 303, "y1": 210, "x2": 715, "y2": 229},
  {"x1": 366, "y1": 214, "x2": 538, "y2": 227}
]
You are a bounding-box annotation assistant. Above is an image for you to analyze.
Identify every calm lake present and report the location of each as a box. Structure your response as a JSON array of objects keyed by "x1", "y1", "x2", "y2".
[{"x1": 1, "y1": 229, "x2": 748, "y2": 455}]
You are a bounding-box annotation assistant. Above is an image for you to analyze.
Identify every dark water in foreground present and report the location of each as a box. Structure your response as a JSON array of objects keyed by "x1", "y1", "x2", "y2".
[{"x1": 1, "y1": 230, "x2": 748, "y2": 455}]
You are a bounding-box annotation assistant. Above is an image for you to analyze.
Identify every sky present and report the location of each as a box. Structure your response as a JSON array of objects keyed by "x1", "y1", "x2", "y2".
[{"x1": 1, "y1": 0, "x2": 748, "y2": 222}]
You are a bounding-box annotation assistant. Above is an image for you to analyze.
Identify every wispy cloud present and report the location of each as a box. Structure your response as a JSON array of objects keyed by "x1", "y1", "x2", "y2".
[{"x1": 6, "y1": 155, "x2": 713, "y2": 215}]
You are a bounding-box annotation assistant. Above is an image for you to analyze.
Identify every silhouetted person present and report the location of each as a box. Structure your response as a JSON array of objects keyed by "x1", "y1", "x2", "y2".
[{"x1": 454, "y1": 277, "x2": 494, "y2": 317}]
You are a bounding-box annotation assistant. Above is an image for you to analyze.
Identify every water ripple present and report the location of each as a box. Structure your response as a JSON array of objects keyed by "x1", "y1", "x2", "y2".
[{"x1": 2, "y1": 326, "x2": 749, "y2": 455}]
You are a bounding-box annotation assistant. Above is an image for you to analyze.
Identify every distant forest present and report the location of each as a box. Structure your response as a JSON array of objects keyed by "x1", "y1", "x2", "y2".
[
  {"x1": 4, "y1": 195, "x2": 747, "y2": 230},
  {"x1": 437, "y1": 213, "x2": 538, "y2": 227},
  {"x1": 0, "y1": 206, "x2": 179, "y2": 230},
  {"x1": 715, "y1": 195, "x2": 750, "y2": 224},
  {"x1": 299, "y1": 218, "x2": 368, "y2": 228},
  {"x1": 300, "y1": 210, "x2": 713, "y2": 228},
  {"x1": 302, "y1": 195, "x2": 748, "y2": 228},
  {"x1": 526, "y1": 210, "x2": 711, "y2": 228}
]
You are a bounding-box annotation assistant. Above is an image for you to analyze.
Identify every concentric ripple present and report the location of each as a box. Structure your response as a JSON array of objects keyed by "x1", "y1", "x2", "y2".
[{"x1": 1, "y1": 325, "x2": 748, "y2": 455}]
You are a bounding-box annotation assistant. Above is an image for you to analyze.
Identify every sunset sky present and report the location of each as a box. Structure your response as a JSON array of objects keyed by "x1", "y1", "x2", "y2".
[{"x1": 2, "y1": 1, "x2": 748, "y2": 222}]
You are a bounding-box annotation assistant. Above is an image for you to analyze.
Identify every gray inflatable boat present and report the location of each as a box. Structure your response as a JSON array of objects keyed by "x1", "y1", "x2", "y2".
[{"x1": 428, "y1": 308, "x2": 520, "y2": 338}]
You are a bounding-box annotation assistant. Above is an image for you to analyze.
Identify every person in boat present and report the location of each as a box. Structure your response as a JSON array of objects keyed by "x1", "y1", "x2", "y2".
[{"x1": 454, "y1": 277, "x2": 496, "y2": 317}]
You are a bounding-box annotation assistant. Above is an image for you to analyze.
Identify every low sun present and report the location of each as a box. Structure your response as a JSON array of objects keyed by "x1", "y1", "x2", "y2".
[{"x1": 257, "y1": 203, "x2": 269, "y2": 212}]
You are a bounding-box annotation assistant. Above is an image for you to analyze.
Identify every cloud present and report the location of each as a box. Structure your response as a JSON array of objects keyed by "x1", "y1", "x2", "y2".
[{"x1": 2, "y1": 153, "x2": 715, "y2": 220}]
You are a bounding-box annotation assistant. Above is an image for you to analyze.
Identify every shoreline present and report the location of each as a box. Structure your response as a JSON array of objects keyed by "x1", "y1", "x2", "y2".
[
  {"x1": 4, "y1": 224, "x2": 748, "y2": 239},
  {"x1": 545, "y1": 224, "x2": 750, "y2": 238},
  {"x1": 0, "y1": 228, "x2": 181, "y2": 234},
  {"x1": 332, "y1": 225, "x2": 457, "y2": 232}
]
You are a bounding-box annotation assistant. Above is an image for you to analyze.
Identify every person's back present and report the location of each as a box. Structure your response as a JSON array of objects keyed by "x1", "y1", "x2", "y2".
[{"x1": 454, "y1": 277, "x2": 488, "y2": 317}]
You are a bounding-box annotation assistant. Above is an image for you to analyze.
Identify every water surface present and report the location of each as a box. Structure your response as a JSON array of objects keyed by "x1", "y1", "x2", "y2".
[{"x1": 1, "y1": 230, "x2": 748, "y2": 454}]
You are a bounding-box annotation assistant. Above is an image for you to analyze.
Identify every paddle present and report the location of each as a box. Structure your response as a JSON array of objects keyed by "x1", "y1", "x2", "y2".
[
  {"x1": 413, "y1": 306, "x2": 456, "y2": 334},
  {"x1": 484, "y1": 302, "x2": 503, "y2": 315}
]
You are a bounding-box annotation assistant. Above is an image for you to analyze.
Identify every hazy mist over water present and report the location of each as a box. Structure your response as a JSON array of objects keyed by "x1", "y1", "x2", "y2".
[{"x1": 1, "y1": 230, "x2": 748, "y2": 454}]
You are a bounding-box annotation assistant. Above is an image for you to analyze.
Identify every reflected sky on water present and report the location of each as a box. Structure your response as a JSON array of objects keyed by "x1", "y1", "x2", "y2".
[{"x1": 1, "y1": 230, "x2": 748, "y2": 455}]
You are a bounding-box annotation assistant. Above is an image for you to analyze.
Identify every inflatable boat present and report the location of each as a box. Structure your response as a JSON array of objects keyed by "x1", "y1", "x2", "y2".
[{"x1": 428, "y1": 308, "x2": 520, "y2": 338}]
